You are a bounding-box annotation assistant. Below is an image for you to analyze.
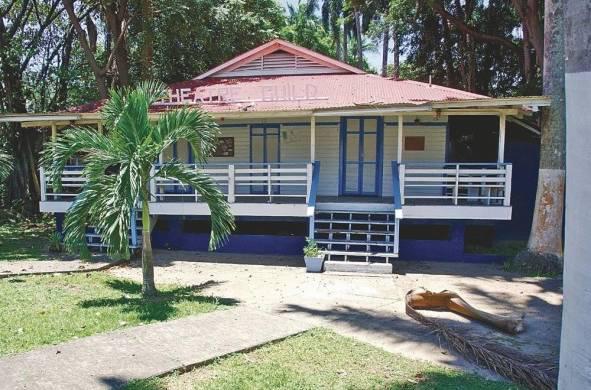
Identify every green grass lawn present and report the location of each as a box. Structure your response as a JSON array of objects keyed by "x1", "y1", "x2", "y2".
[
  {"x1": 126, "y1": 329, "x2": 518, "y2": 390},
  {"x1": 0, "y1": 220, "x2": 53, "y2": 261},
  {"x1": 0, "y1": 273, "x2": 235, "y2": 356}
]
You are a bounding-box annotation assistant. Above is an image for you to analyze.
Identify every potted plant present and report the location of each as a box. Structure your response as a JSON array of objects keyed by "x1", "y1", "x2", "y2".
[{"x1": 303, "y1": 238, "x2": 324, "y2": 273}]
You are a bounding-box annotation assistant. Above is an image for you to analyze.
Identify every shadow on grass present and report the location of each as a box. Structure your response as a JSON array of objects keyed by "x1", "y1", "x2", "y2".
[{"x1": 79, "y1": 278, "x2": 238, "y2": 322}]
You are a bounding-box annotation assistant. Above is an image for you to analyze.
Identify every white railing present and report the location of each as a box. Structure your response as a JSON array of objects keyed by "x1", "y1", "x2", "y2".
[
  {"x1": 40, "y1": 162, "x2": 314, "y2": 204},
  {"x1": 398, "y1": 162, "x2": 512, "y2": 206}
]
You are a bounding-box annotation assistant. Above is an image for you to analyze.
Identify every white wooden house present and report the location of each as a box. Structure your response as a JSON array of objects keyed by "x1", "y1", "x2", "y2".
[{"x1": 2, "y1": 39, "x2": 549, "y2": 271}]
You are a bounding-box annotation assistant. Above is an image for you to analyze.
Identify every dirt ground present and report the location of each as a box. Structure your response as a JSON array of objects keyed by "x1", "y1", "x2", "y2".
[{"x1": 109, "y1": 250, "x2": 563, "y2": 380}]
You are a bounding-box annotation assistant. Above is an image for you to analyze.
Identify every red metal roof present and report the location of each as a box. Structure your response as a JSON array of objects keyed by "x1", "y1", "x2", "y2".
[{"x1": 67, "y1": 74, "x2": 488, "y2": 114}]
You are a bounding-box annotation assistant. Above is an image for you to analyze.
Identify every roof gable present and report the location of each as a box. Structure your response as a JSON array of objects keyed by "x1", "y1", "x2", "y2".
[{"x1": 195, "y1": 39, "x2": 364, "y2": 80}]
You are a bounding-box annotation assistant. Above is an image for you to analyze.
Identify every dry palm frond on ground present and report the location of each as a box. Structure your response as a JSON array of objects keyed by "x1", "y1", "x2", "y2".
[{"x1": 405, "y1": 288, "x2": 558, "y2": 390}]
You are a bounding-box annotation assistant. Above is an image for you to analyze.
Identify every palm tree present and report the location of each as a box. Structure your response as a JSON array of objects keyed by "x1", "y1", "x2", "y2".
[{"x1": 40, "y1": 81, "x2": 235, "y2": 296}]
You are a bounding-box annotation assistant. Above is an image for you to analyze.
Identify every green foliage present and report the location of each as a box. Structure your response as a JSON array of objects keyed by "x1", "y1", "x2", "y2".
[
  {"x1": 47, "y1": 231, "x2": 64, "y2": 253},
  {"x1": 0, "y1": 218, "x2": 53, "y2": 261},
  {"x1": 0, "y1": 273, "x2": 234, "y2": 356},
  {"x1": 147, "y1": 0, "x2": 285, "y2": 83},
  {"x1": 40, "y1": 81, "x2": 235, "y2": 259},
  {"x1": 0, "y1": 151, "x2": 13, "y2": 182},
  {"x1": 303, "y1": 237, "x2": 321, "y2": 257},
  {"x1": 126, "y1": 328, "x2": 518, "y2": 390},
  {"x1": 281, "y1": 1, "x2": 335, "y2": 57}
]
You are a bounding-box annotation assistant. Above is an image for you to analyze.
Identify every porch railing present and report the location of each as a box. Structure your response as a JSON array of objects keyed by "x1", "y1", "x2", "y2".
[
  {"x1": 40, "y1": 161, "x2": 316, "y2": 204},
  {"x1": 397, "y1": 162, "x2": 512, "y2": 206}
]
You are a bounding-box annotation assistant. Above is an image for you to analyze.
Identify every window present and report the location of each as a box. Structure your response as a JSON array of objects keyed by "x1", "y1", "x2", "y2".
[{"x1": 404, "y1": 136, "x2": 425, "y2": 151}]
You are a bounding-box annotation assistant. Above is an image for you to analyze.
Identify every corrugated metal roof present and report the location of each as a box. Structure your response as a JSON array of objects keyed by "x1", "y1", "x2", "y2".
[{"x1": 67, "y1": 74, "x2": 488, "y2": 114}]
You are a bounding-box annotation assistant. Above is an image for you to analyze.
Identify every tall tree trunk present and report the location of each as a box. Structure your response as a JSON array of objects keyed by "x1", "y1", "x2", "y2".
[
  {"x1": 526, "y1": 0, "x2": 566, "y2": 260},
  {"x1": 343, "y1": 24, "x2": 349, "y2": 63},
  {"x1": 560, "y1": 0, "x2": 591, "y2": 388},
  {"x1": 139, "y1": 0, "x2": 153, "y2": 80},
  {"x1": 62, "y1": 0, "x2": 109, "y2": 98},
  {"x1": 354, "y1": 10, "x2": 363, "y2": 68},
  {"x1": 381, "y1": 27, "x2": 389, "y2": 77},
  {"x1": 392, "y1": 28, "x2": 400, "y2": 79},
  {"x1": 141, "y1": 193, "x2": 156, "y2": 296}
]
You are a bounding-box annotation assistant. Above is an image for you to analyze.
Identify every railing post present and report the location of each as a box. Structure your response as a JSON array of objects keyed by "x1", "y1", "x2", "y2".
[
  {"x1": 228, "y1": 164, "x2": 235, "y2": 203},
  {"x1": 504, "y1": 164, "x2": 512, "y2": 206},
  {"x1": 454, "y1": 164, "x2": 460, "y2": 205},
  {"x1": 306, "y1": 162, "x2": 313, "y2": 203},
  {"x1": 193, "y1": 164, "x2": 200, "y2": 203},
  {"x1": 398, "y1": 164, "x2": 406, "y2": 205},
  {"x1": 39, "y1": 167, "x2": 46, "y2": 201},
  {"x1": 149, "y1": 166, "x2": 157, "y2": 202},
  {"x1": 267, "y1": 164, "x2": 272, "y2": 201}
]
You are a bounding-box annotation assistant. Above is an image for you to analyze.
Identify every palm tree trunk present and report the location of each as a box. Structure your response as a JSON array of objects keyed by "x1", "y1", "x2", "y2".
[{"x1": 141, "y1": 196, "x2": 157, "y2": 296}]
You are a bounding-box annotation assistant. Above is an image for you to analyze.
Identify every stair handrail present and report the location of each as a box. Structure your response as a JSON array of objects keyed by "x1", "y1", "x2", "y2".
[
  {"x1": 307, "y1": 161, "x2": 321, "y2": 208},
  {"x1": 391, "y1": 161, "x2": 403, "y2": 219}
]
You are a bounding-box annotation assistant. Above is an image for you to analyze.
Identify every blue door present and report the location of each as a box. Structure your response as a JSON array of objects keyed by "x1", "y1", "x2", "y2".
[{"x1": 340, "y1": 117, "x2": 383, "y2": 196}]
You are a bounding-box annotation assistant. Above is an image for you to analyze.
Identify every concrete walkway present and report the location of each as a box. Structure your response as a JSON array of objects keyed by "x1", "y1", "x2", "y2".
[{"x1": 0, "y1": 307, "x2": 312, "y2": 390}]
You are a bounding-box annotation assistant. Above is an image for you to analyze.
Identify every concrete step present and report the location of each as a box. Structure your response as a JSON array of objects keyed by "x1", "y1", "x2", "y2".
[{"x1": 323, "y1": 260, "x2": 394, "y2": 274}]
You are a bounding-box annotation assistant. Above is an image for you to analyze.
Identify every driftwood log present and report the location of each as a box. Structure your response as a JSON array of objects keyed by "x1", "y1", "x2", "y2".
[
  {"x1": 406, "y1": 288, "x2": 524, "y2": 334},
  {"x1": 405, "y1": 288, "x2": 557, "y2": 390}
]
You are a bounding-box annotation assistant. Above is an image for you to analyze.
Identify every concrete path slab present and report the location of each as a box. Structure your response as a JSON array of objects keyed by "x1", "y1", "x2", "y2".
[{"x1": 0, "y1": 307, "x2": 312, "y2": 390}]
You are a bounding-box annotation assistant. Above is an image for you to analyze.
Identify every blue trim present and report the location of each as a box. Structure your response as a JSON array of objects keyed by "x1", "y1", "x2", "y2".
[
  {"x1": 391, "y1": 161, "x2": 402, "y2": 211},
  {"x1": 339, "y1": 117, "x2": 383, "y2": 196},
  {"x1": 307, "y1": 161, "x2": 321, "y2": 208}
]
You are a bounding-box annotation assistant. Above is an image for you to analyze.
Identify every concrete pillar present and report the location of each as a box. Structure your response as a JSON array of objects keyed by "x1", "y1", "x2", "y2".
[
  {"x1": 559, "y1": 0, "x2": 591, "y2": 388},
  {"x1": 497, "y1": 113, "x2": 506, "y2": 163}
]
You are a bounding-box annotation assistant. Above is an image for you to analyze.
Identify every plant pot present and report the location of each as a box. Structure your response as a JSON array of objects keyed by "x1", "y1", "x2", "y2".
[{"x1": 304, "y1": 255, "x2": 325, "y2": 273}]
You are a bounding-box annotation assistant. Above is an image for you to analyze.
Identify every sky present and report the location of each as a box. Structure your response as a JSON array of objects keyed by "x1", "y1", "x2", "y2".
[{"x1": 278, "y1": 0, "x2": 384, "y2": 72}]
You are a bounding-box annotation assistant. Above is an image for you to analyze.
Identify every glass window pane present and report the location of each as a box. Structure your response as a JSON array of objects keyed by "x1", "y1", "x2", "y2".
[
  {"x1": 176, "y1": 139, "x2": 189, "y2": 163},
  {"x1": 251, "y1": 136, "x2": 264, "y2": 163},
  {"x1": 346, "y1": 133, "x2": 359, "y2": 161},
  {"x1": 362, "y1": 164, "x2": 376, "y2": 193},
  {"x1": 347, "y1": 119, "x2": 360, "y2": 132},
  {"x1": 364, "y1": 119, "x2": 377, "y2": 133},
  {"x1": 266, "y1": 134, "x2": 279, "y2": 163},
  {"x1": 345, "y1": 164, "x2": 359, "y2": 192},
  {"x1": 162, "y1": 144, "x2": 173, "y2": 162},
  {"x1": 363, "y1": 133, "x2": 377, "y2": 163},
  {"x1": 251, "y1": 127, "x2": 264, "y2": 135}
]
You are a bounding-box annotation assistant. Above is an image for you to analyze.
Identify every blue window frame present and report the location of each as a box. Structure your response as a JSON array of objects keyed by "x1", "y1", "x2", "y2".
[{"x1": 339, "y1": 117, "x2": 383, "y2": 196}]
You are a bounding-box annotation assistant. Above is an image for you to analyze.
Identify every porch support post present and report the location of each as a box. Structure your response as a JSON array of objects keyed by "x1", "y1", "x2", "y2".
[
  {"x1": 98, "y1": 121, "x2": 103, "y2": 134},
  {"x1": 51, "y1": 123, "x2": 57, "y2": 141},
  {"x1": 308, "y1": 215, "x2": 315, "y2": 239},
  {"x1": 310, "y1": 116, "x2": 316, "y2": 161},
  {"x1": 397, "y1": 115, "x2": 403, "y2": 162},
  {"x1": 498, "y1": 113, "x2": 506, "y2": 163}
]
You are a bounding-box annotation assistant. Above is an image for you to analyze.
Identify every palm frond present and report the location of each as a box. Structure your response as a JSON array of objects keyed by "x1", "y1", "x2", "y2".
[
  {"x1": 63, "y1": 173, "x2": 135, "y2": 259},
  {"x1": 151, "y1": 108, "x2": 220, "y2": 164},
  {"x1": 40, "y1": 127, "x2": 115, "y2": 190},
  {"x1": 0, "y1": 151, "x2": 13, "y2": 181},
  {"x1": 155, "y1": 162, "x2": 234, "y2": 250}
]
